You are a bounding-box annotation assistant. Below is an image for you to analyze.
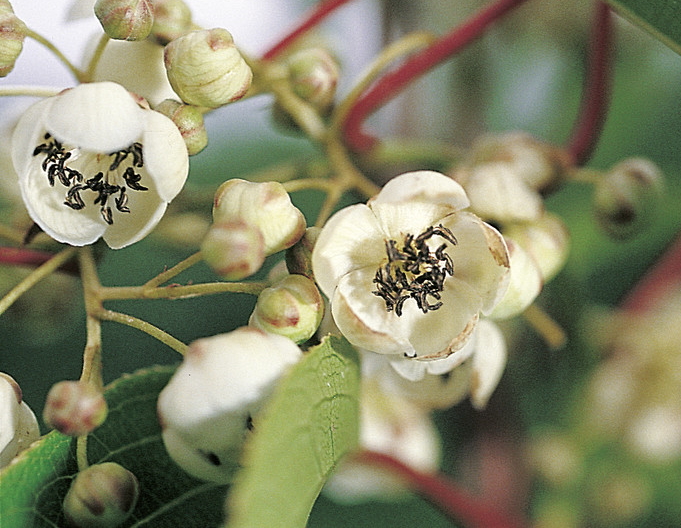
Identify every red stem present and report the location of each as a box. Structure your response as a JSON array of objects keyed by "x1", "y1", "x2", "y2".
[
  {"x1": 0, "y1": 246, "x2": 79, "y2": 275},
  {"x1": 342, "y1": 0, "x2": 531, "y2": 152},
  {"x1": 262, "y1": 0, "x2": 356, "y2": 60},
  {"x1": 566, "y1": 1, "x2": 614, "y2": 165},
  {"x1": 620, "y1": 231, "x2": 681, "y2": 314},
  {"x1": 356, "y1": 450, "x2": 528, "y2": 528}
]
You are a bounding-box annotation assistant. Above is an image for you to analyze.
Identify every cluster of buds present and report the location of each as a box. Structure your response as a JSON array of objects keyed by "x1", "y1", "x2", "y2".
[
  {"x1": 0, "y1": 0, "x2": 27, "y2": 77},
  {"x1": 0, "y1": 373, "x2": 40, "y2": 468},
  {"x1": 202, "y1": 179, "x2": 307, "y2": 281},
  {"x1": 43, "y1": 380, "x2": 108, "y2": 437}
]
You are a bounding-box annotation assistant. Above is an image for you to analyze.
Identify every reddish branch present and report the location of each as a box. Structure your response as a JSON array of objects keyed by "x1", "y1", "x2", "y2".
[
  {"x1": 356, "y1": 450, "x2": 528, "y2": 528},
  {"x1": 0, "y1": 246, "x2": 79, "y2": 275},
  {"x1": 566, "y1": 2, "x2": 614, "y2": 165},
  {"x1": 262, "y1": 0, "x2": 355, "y2": 60},
  {"x1": 341, "y1": 0, "x2": 531, "y2": 152}
]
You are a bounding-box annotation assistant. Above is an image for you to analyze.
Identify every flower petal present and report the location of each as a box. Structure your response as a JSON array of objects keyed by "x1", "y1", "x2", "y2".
[
  {"x1": 442, "y1": 211, "x2": 510, "y2": 314},
  {"x1": 45, "y1": 82, "x2": 144, "y2": 153},
  {"x1": 469, "y1": 319, "x2": 507, "y2": 410},
  {"x1": 312, "y1": 203, "x2": 387, "y2": 299},
  {"x1": 11, "y1": 97, "x2": 52, "y2": 178},
  {"x1": 140, "y1": 109, "x2": 189, "y2": 202},
  {"x1": 371, "y1": 170, "x2": 470, "y2": 210}
]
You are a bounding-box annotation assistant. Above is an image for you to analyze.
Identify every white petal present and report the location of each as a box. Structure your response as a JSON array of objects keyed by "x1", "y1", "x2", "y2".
[
  {"x1": 442, "y1": 212, "x2": 510, "y2": 314},
  {"x1": 469, "y1": 319, "x2": 507, "y2": 410},
  {"x1": 140, "y1": 110, "x2": 189, "y2": 202},
  {"x1": 369, "y1": 201, "x2": 456, "y2": 242},
  {"x1": 372, "y1": 170, "x2": 470, "y2": 210},
  {"x1": 19, "y1": 157, "x2": 107, "y2": 246},
  {"x1": 45, "y1": 82, "x2": 144, "y2": 153},
  {"x1": 311, "y1": 203, "x2": 387, "y2": 299},
  {"x1": 11, "y1": 97, "x2": 53, "y2": 178}
]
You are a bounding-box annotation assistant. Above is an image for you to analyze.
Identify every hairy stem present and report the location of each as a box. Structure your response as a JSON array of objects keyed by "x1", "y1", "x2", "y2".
[
  {"x1": 342, "y1": 0, "x2": 531, "y2": 152},
  {"x1": 25, "y1": 28, "x2": 85, "y2": 82},
  {"x1": 566, "y1": 2, "x2": 614, "y2": 165},
  {"x1": 99, "y1": 309, "x2": 188, "y2": 355},
  {"x1": 144, "y1": 251, "x2": 204, "y2": 288},
  {"x1": 82, "y1": 33, "x2": 111, "y2": 83},
  {"x1": 262, "y1": 0, "x2": 355, "y2": 60},
  {"x1": 356, "y1": 450, "x2": 528, "y2": 528}
]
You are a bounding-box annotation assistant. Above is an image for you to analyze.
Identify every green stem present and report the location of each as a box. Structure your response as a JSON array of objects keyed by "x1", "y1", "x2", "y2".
[
  {"x1": 82, "y1": 34, "x2": 111, "y2": 82},
  {"x1": 0, "y1": 85, "x2": 62, "y2": 98},
  {"x1": 26, "y1": 28, "x2": 85, "y2": 82},
  {"x1": 99, "y1": 280, "x2": 268, "y2": 301},
  {"x1": 0, "y1": 246, "x2": 78, "y2": 317},
  {"x1": 99, "y1": 309, "x2": 188, "y2": 355},
  {"x1": 144, "y1": 251, "x2": 204, "y2": 288}
]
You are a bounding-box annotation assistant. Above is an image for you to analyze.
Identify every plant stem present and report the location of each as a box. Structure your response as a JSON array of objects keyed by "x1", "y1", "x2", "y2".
[
  {"x1": 144, "y1": 251, "x2": 204, "y2": 288},
  {"x1": 262, "y1": 0, "x2": 356, "y2": 60},
  {"x1": 523, "y1": 303, "x2": 567, "y2": 350},
  {"x1": 0, "y1": 246, "x2": 80, "y2": 275},
  {"x1": 99, "y1": 280, "x2": 268, "y2": 301},
  {"x1": 82, "y1": 34, "x2": 111, "y2": 82},
  {"x1": 566, "y1": 2, "x2": 614, "y2": 165},
  {"x1": 0, "y1": 246, "x2": 78, "y2": 317},
  {"x1": 341, "y1": 0, "x2": 531, "y2": 152},
  {"x1": 356, "y1": 450, "x2": 528, "y2": 528},
  {"x1": 0, "y1": 85, "x2": 62, "y2": 98},
  {"x1": 78, "y1": 248, "x2": 105, "y2": 390},
  {"x1": 25, "y1": 28, "x2": 84, "y2": 82},
  {"x1": 99, "y1": 309, "x2": 188, "y2": 355}
]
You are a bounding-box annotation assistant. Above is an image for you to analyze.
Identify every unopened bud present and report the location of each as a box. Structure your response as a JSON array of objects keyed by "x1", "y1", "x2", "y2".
[
  {"x1": 489, "y1": 237, "x2": 543, "y2": 320},
  {"x1": 164, "y1": 28, "x2": 252, "y2": 108},
  {"x1": 503, "y1": 212, "x2": 569, "y2": 282},
  {"x1": 155, "y1": 99, "x2": 207, "y2": 155},
  {"x1": 157, "y1": 327, "x2": 302, "y2": 483},
  {"x1": 594, "y1": 158, "x2": 663, "y2": 239},
  {"x1": 0, "y1": 4, "x2": 28, "y2": 77},
  {"x1": 0, "y1": 372, "x2": 40, "y2": 468},
  {"x1": 149, "y1": 0, "x2": 193, "y2": 45},
  {"x1": 287, "y1": 48, "x2": 339, "y2": 111},
  {"x1": 94, "y1": 0, "x2": 153, "y2": 41},
  {"x1": 63, "y1": 462, "x2": 139, "y2": 528},
  {"x1": 249, "y1": 274, "x2": 324, "y2": 343},
  {"x1": 43, "y1": 381, "x2": 108, "y2": 437},
  {"x1": 213, "y1": 179, "x2": 306, "y2": 255},
  {"x1": 201, "y1": 221, "x2": 265, "y2": 281},
  {"x1": 285, "y1": 226, "x2": 320, "y2": 278}
]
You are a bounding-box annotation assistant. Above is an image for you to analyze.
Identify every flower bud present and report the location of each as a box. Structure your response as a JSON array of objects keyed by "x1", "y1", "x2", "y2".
[
  {"x1": 164, "y1": 28, "x2": 252, "y2": 108},
  {"x1": 593, "y1": 158, "x2": 663, "y2": 239},
  {"x1": 63, "y1": 462, "x2": 139, "y2": 528},
  {"x1": 249, "y1": 274, "x2": 324, "y2": 343},
  {"x1": 201, "y1": 221, "x2": 265, "y2": 281},
  {"x1": 155, "y1": 99, "x2": 207, "y2": 155},
  {"x1": 94, "y1": 0, "x2": 153, "y2": 41},
  {"x1": 43, "y1": 381, "x2": 108, "y2": 437},
  {"x1": 213, "y1": 179, "x2": 306, "y2": 255},
  {"x1": 285, "y1": 226, "x2": 320, "y2": 278},
  {"x1": 0, "y1": 372, "x2": 40, "y2": 468},
  {"x1": 157, "y1": 327, "x2": 302, "y2": 483},
  {"x1": 503, "y1": 212, "x2": 569, "y2": 282},
  {"x1": 0, "y1": 4, "x2": 28, "y2": 77},
  {"x1": 488, "y1": 238, "x2": 543, "y2": 320},
  {"x1": 287, "y1": 48, "x2": 339, "y2": 111},
  {"x1": 149, "y1": 0, "x2": 193, "y2": 45}
]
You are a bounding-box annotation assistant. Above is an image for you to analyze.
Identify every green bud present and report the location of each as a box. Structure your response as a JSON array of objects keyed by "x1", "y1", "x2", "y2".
[
  {"x1": 201, "y1": 221, "x2": 265, "y2": 281},
  {"x1": 0, "y1": 3, "x2": 27, "y2": 77},
  {"x1": 63, "y1": 463, "x2": 139, "y2": 528},
  {"x1": 149, "y1": 0, "x2": 193, "y2": 45},
  {"x1": 43, "y1": 381, "x2": 108, "y2": 437},
  {"x1": 164, "y1": 28, "x2": 252, "y2": 108},
  {"x1": 285, "y1": 226, "x2": 320, "y2": 278},
  {"x1": 155, "y1": 99, "x2": 207, "y2": 155},
  {"x1": 287, "y1": 48, "x2": 339, "y2": 111},
  {"x1": 594, "y1": 158, "x2": 663, "y2": 239},
  {"x1": 249, "y1": 274, "x2": 324, "y2": 343},
  {"x1": 94, "y1": 0, "x2": 153, "y2": 41}
]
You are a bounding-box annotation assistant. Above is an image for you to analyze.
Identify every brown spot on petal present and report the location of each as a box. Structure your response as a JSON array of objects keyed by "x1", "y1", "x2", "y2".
[
  {"x1": 0, "y1": 373, "x2": 23, "y2": 404},
  {"x1": 419, "y1": 313, "x2": 479, "y2": 360},
  {"x1": 482, "y1": 223, "x2": 511, "y2": 269}
]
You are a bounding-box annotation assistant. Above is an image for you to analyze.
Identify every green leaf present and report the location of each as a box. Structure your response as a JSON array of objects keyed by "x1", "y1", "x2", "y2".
[
  {"x1": 0, "y1": 366, "x2": 227, "y2": 528},
  {"x1": 607, "y1": 0, "x2": 681, "y2": 55},
  {"x1": 225, "y1": 335, "x2": 361, "y2": 528}
]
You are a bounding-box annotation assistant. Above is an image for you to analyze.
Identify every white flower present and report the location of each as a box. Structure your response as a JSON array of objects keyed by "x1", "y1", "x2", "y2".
[
  {"x1": 1, "y1": 372, "x2": 40, "y2": 468},
  {"x1": 157, "y1": 327, "x2": 302, "y2": 483},
  {"x1": 11, "y1": 82, "x2": 188, "y2": 249},
  {"x1": 362, "y1": 319, "x2": 507, "y2": 410},
  {"x1": 312, "y1": 170, "x2": 510, "y2": 360}
]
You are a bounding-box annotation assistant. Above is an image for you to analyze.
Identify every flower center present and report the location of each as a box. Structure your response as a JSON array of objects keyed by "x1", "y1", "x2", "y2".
[
  {"x1": 32, "y1": 133, "x2": 148, "y2": 225},
  {"x1": 372, "y1": 224, "x2": 457, "y2": 316}
]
